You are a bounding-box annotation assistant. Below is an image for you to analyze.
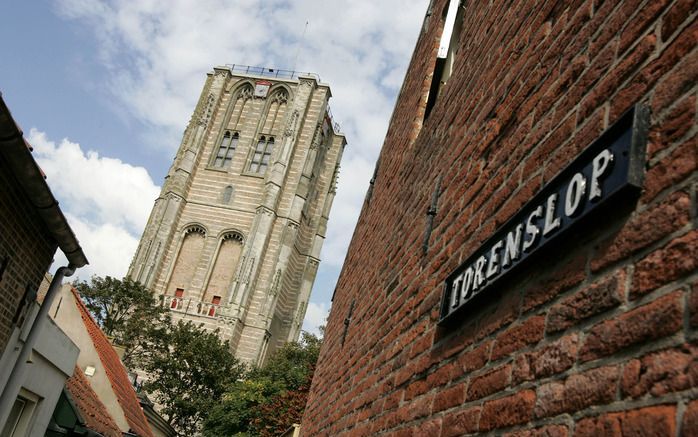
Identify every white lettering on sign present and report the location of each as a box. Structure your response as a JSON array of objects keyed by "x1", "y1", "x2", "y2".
[
  {"x1": 565, "y1": 173, "x2": 587, "y2": 216},
  {"x1": 502, "y1": 224, "x2": 523, "y2": 268},
  {"x1": 590, "y1": 149, "x2": 613, "y2": 201},
  {"x1": 443, "y1": 148, "x2": 616, "y2": 320}
]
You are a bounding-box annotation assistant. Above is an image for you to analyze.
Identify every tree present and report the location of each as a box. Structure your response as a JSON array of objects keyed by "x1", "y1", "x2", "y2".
[
  {"x1": 203, "y1": 331, "x2": 322, "y2": 437},
  {"x1": 75, "y1": 275, "x2": 170, "y2": 367},
  {"x1": 77, "y1": 276, "x2": 244, "y2": 434},
  {"x1": 143, "y1": 320, "x2": 245, "y2": 435}
]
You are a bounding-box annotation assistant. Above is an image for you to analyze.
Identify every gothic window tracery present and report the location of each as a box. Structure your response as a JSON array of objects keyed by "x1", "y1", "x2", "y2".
[
  {"x1": 250, "y1": 135, "x2": 274, "y2": 173},
  {"x1": 262, "y1": 89, "x2": 289, "y2": 134},
  {"x1": 214, "y1": 131, "x2": 239, "y2": 167}
]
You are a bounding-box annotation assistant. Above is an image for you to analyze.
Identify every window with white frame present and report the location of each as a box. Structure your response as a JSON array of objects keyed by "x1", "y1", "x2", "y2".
[
  {"x1": 1, "y1": 391, "x2": 38, "y2": 437},
  {"x1": 424, "y1": 0, "x2": 464, "y2": 119}
]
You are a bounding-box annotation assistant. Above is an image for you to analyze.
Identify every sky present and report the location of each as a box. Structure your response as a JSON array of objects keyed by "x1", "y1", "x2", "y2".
[{"x1": 0, "y1": 0, "x2": 428, "y2": 336}]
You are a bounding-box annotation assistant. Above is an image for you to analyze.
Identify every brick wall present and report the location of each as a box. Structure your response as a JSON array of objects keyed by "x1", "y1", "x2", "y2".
[
  {"x1": 0, "y1": 158, "x2": 58, "y2": 355},
  {"x1": 302, "y1": 0, "x2": 697, "y2": 435}
]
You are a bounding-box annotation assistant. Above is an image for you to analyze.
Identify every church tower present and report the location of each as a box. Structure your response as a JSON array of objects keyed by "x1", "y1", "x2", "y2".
[{"x1": 127, "y1": 65, "x2": 345, "y2": 365}]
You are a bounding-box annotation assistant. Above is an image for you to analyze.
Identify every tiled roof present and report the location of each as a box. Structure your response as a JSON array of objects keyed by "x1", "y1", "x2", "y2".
[
  {"x1": 71, "y1": 287, "x2": 154, "y2": 437},
  {"x1": 65, "y1": 365, "x2": 122, "y2": 437}
]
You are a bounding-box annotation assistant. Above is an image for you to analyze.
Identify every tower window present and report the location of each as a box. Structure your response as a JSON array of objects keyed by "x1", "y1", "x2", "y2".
[
  {"x1": 214, "y1": 131, "x2": 239, "y2": 167},
  {"x1": 250, "y1": 136, "x2": 274, "y2": 173},
  {"x1": 222, "y1": 185, "x2": 234, "y2": 204}
]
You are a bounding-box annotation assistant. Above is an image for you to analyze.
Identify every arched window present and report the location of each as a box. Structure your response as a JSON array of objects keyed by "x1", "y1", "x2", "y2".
[
  {"x1": 213, "y1": 131, "x2": 239, "y2": 168},
  {"x1": 250, "y1": 136, "x2": 274, "y2": 173},
  {"x1": 228, "y1": 85, "x2": 253, "y2": 130},
  {"x1": 222, "y1": 185, "x2": 234, "y2": 204},
  {"x1": 203, "y1": 232, "x2": 243, "y2": 304},
  {"x1": 166, "y1": 226, "x2": 206, "y2": 299},
  {"x1": 262, "y1": 90, "x2": 289, "y2": 133}
]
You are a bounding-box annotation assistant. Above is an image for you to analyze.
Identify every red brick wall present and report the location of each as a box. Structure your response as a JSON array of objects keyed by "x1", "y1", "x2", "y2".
[
  {"x1": 0, "y1": 158, "x2": 58, "y2": 354},
  {"x1": 302, "y1": 0, "x2": 697, "y2": 435}
]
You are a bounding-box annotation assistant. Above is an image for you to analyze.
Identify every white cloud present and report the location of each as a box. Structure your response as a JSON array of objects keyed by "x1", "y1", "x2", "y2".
[
  {"x1": 51, "y1": 214, "x2": 141, "y2": 280},
  {"x1": 301, "y1": 301, "x2": 330, "y2": 337},
  {"x1": 29, "y1": 129, "x2": 160, "y2": 234},
  {"x1": 28, "y1": 129, "x2": 160, "y2": 280}
]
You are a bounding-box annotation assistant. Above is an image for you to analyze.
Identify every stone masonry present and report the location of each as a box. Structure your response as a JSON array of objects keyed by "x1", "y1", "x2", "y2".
[{"x1": 128, "y1": 66, "x2": 345, "y2": 365}]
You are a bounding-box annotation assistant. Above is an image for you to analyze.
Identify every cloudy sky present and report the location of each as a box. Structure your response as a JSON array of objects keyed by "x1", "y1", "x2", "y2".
[{"x1": 1, "y1": 0, "x2": 428, "y2": 335}]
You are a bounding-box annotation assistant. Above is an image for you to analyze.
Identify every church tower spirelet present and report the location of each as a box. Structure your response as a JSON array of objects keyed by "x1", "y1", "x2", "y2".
[{"x1": 127, "y1": 65, "x2": 346, "y2": 365}]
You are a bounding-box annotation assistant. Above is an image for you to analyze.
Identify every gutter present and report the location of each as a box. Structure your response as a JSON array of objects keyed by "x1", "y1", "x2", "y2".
[{"x1": 0, "y1": 92, "x2": 88, "y2": 268}]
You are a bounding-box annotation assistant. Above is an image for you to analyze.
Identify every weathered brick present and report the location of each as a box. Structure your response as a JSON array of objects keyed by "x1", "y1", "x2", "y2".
[
  {"x1": 618, "y1": 0, "x2": 670, "y2": 55},
  {"x1": 535, "y1": 365, "x2": 618, "y2": 418},
  {"x1": 690, "y1": 280, "x2": 698, "y2": 328},
  {"x1": 504, "y1": 424, "x2": 568, "y2": 437},
  {"x1": 513, "y1": 334, "x2": 579, "y2": 384},
  {"x1": 592, "y1": 191, "x2": 691, "y2": 272},
  {"x1": 458, "y1": 340, "x2": 492, "y2": 374},
  {"x1": 632, "y1": 231, "x2": 698, "y2": 297},
  {"x1": 433, "y1": 384, "x2": 465, "y2": 413},
  {"x1": 441, "y1": 406, "x2": 480, "y2": 437},
  {"x1": 426, "y1": 360, "x2": 459, "y2": 388},
  {"x1": 662, "y1": 0, "x2": 698, "y2": 41},
  {"x1": 648, "y1": 94, "x2": 696, "y2": 158},
  {"x1": 524, "y1": 253, "x2": 587, "y2": 311},
  {"x1": 621, "y1": 343, "x2": 698, "y2": 398},
  {"x1": 414, "y1": 416, "x2": 441, "y2": 435},
  {"x1": 476, "y1": 290, "x2": 521, "y2": 340},
  {"x1": 580, "y1": 34, "x2": 656, "y2": 120},
  {"x1": 399, "y1": 394, "x2": 432, "y2": 422},
  {"x1": 579, "y1": 291, "x2": 683, "y2": 362},
  {"x1": 492, "y1": 316, "x2": 546, "y2": 360},
  {"x1": 574, "y1": 405, "x2": 676, "y2": 437},
  {"x1": 466, "y1": 364, "x2": 511, "y2": 401},
  {"x1": 651, "y1": 42, "x2": 698, "y2": 114},
  {"x1": 547, "y1": 272, "x2": 624, "y2": 333},
  {"x1": 683, "y1": 399, "x2": 698, "y2": 437},
  {"x1": 0, "y1": 156, "x2": 58, "y2": 356},
  {"x1": 480, "y1": 390, "x2": 536, "y2": 431},
  {"x1": 642, "y1": 134, "x2": 697, "y2": 202},
  {"x1": 587, "y1": 0, "x2": 631, "y2": 59},
  {"x1": 404, "y1": 380, "x2": 427, "y2": 402}
]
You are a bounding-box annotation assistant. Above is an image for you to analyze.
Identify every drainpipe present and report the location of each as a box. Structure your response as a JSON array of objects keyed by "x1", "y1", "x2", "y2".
[{"x1": 0, "y1": 264, "x2": 77, "y2": 429}]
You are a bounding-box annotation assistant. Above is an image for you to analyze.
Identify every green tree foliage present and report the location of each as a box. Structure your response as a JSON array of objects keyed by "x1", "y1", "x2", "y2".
[
  {"x1": 77, "y1": 276, "x2": 245, "y2": 435},
  {"x1": 75, "y1": 275, "x2": 170, "y2": 367},
  {"x1": 203, "y1": 331, "x2": 322, "y2": 437},
  {"x1": 142, "y1": 321, "x2": 246, "y2": 435}
]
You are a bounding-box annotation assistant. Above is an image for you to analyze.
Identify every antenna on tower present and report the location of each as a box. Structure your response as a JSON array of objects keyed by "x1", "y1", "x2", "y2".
[{"x1": 292, "y1": 20, "x2": 309, "y2": 72}]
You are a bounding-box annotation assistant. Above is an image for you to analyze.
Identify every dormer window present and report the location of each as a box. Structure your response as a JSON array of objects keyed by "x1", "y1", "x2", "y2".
[{"x1": 214, "y1": 131, "x2": 239, "y2": 167}]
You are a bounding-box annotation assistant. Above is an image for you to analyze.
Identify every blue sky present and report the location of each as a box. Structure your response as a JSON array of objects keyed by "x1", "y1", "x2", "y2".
[{"x1": 1, "y1": 0, "x2": 427, "y2": 335}]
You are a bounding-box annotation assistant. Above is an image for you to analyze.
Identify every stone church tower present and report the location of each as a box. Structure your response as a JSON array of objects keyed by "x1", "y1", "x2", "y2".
[{"x1": 127, "y1": 65, "x2": 345, "y2": 365}]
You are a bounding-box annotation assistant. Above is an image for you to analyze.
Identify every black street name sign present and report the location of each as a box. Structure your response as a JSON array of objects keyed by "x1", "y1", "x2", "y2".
[{"x1": 439, "y1": 104, "x2": 649, "y2": 326}]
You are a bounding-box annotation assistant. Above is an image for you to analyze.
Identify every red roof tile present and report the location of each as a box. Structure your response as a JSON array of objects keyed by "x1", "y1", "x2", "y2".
[
  {"x1": 72, "y1": 287, "x2": 154, "y2": 437},
  {"x1": 65, "y1": 365, "x2": 122, "y2": 437}
]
